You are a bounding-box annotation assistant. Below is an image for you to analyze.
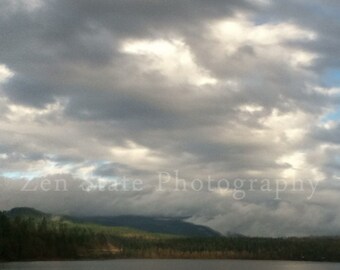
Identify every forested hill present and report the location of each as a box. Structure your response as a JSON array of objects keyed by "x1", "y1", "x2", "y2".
[
  {"x1": 4, "y1": 207, "x2": 220, "y2": 237},
  {"x1": 1, "y1": 208, "x2": 340, "y2": 262},
  {"x1": 5, "y1": 207, "x2": 50, "y2": 218},
  {"x1": 70, "y1": 215, "x2": 220, "y2": 237}
]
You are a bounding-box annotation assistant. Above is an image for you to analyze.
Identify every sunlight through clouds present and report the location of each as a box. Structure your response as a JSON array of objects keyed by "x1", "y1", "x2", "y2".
[
  {"x1": 1, "y1": 0, "x2": 340, "y2": 236},
  {"x1": 211, "y1": 15, "x2": 317, "y2": 68},
  {"x1": 0, "y1": 64, "x2": 14, "y2": 83},
  {"x1": 121, "y1": 39, "x2": 218, "y2": 86}
]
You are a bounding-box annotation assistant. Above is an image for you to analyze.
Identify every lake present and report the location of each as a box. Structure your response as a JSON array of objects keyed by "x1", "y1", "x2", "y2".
[{"x1": 1, "y1": 260, "x2": 340, "y2": 270}]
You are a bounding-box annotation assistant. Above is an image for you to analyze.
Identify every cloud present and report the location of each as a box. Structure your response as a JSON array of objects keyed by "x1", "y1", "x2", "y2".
[{"x1": 1, "y1": 0, "x2": 340, "y2": 236}]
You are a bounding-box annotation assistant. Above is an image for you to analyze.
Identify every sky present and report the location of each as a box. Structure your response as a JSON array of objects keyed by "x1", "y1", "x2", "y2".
[{"x1": 1, "y1": 0, "x2": 340, "y2": 236}]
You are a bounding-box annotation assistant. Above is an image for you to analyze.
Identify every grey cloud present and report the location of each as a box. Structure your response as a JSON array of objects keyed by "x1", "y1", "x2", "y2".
[
  {"x1": 1, "y1": 0, "x2": 340, "y2": 236},
  {"x1": 1, "y1": 175, "x2": 340, "y2": 236},
  {"x1": 312, "y1": 123, "x2": 340, "y2": 145}
]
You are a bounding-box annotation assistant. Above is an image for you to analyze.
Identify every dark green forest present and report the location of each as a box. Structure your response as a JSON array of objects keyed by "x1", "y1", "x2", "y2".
[{"x1": 1, "y1": 210, "x2": 340, "y2": 262}]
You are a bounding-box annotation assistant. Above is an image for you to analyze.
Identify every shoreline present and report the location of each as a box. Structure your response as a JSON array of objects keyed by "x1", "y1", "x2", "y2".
[{"x1": 2, "y1": 257, "x2": 340, "y2": 264}]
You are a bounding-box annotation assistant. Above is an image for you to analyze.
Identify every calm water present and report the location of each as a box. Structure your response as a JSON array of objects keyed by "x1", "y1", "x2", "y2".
[{"x1": 1, "y1": 260, "x2": 340, "y2": 270}]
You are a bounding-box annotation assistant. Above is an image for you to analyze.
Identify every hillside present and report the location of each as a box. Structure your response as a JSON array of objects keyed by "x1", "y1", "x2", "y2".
[
  {"x1": 0, "y1": 208, "x2": 173, "y2": 261},
  {"x1": 71, "y1": 215, "x2": 221, "y2": 237},
  {"x1": 5, "y1": 207, "x2": 50, "y2": 219},
  {"x1": 2, "y1": 208, "x2": 340, "y2": 262},
  {"x1": 4, "y1": 207, "x2": 220, "y2": 237}
]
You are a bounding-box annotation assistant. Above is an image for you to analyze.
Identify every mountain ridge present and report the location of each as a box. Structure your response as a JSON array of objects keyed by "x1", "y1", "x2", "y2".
[{"x1": 4, "y1": 207, "x2": 221, "y2": 237}]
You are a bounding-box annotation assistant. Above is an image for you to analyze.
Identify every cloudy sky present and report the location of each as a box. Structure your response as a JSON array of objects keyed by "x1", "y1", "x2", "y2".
[{"x1": 1, "y1": 0, "x2": 340, "y2": 236}]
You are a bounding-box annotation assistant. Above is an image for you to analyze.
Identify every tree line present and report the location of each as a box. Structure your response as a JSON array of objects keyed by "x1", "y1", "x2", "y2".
[{"x1": 1, "y1": 211, "x2": 340, "y2": 261}]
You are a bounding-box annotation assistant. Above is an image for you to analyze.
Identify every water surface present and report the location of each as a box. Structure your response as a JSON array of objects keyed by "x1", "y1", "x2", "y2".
[{"x1": 1, "y1": 260, "x2": 339, "y2": 270}]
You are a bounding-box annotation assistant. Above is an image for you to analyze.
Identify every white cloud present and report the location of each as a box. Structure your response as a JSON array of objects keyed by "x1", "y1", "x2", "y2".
[
  {"x1": 238, "y1": 104, "x2": 264, "y2": 113},
  {"x1": 6, "y1": 99, "x2": 66, "y2": 122},
  {"x1": 121, "y1": 39, "x2": 217, "y2": 86},
  {"x1": 210, "y1": 16, "x2": 317, "y2": 68},
  {"x1": 261, "y1": 109, "x2": 309, "y2": 143},
  {"x1": 110, "y1": 140, "x2": 166, "y2": 170},
  {"x1": 0, "y1": 64, "x2": 14, "y2": 83}
]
